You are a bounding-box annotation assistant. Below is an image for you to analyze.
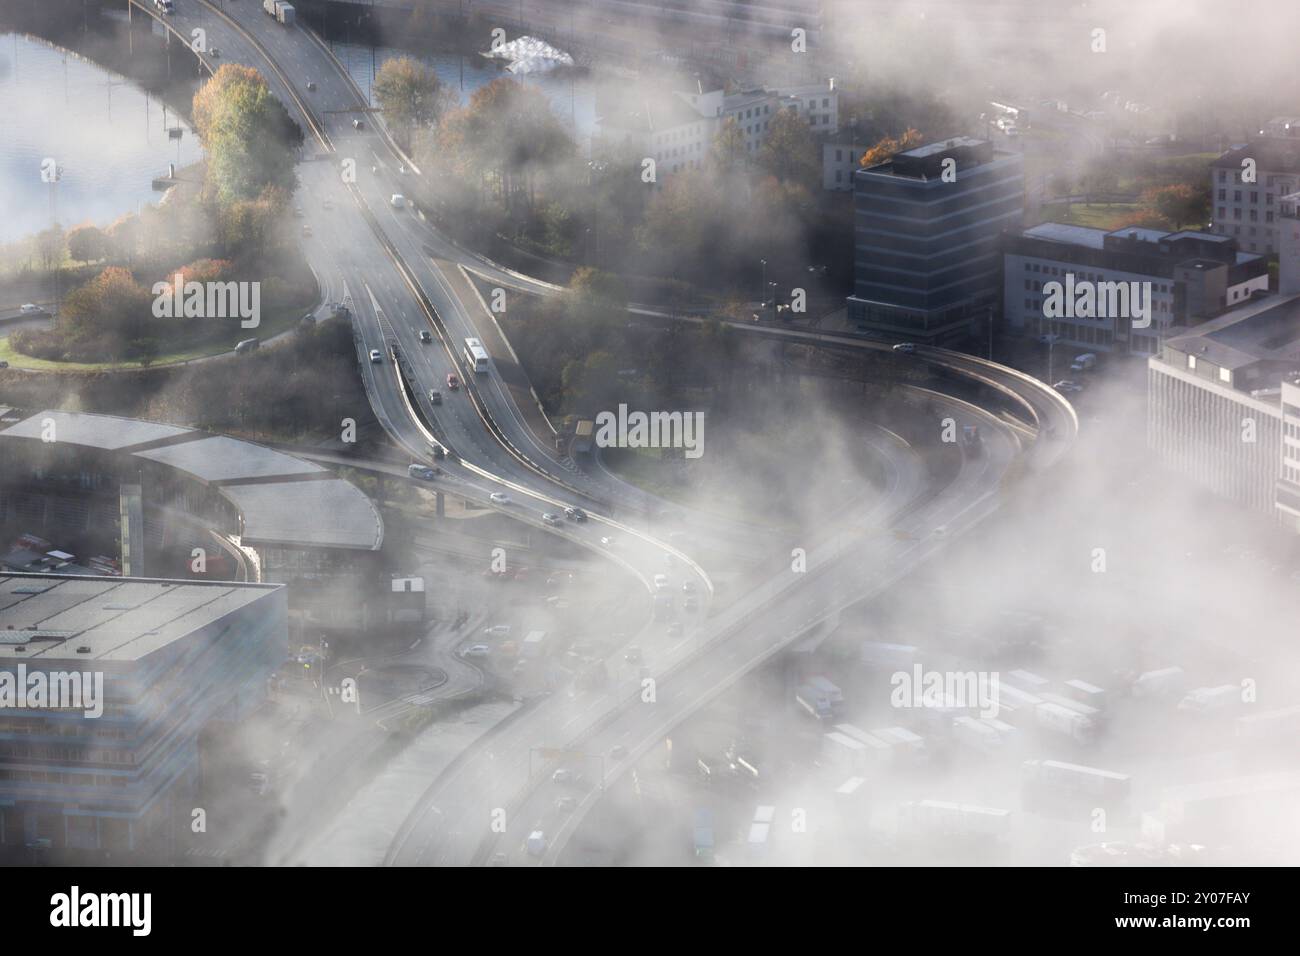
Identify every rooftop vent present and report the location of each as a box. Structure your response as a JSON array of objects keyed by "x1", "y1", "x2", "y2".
[{"x1": 76, "y1": 646, "x2": 91, "y2": 654}]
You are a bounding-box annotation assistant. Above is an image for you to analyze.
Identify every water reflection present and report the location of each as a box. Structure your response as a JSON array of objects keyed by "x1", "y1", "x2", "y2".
[{"x1": 0, "y1": 32, "x2": 202, "y2": 244}]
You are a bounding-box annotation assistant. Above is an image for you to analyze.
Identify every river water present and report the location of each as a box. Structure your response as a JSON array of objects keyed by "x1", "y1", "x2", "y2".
[
  {"x1": 0, "y1": 31, "x2": 202, "y2": 245},
  {"x1": 328, "y1": 41, "x2": 597, "y2": 145}
]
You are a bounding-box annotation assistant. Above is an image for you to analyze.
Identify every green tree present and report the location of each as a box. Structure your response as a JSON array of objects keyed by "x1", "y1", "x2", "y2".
[
  {"x1": 192, "y1": 64, "x2": 302, "y2": 205},
  {"x1": 373, "y1": 56, "x2": 448, "y2": 149}
]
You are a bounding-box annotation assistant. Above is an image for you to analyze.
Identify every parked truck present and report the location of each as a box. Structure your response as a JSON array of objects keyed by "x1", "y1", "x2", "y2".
[
  {"x1": 795, "y1": 685, "x2": 833, "y2": 721},
  {"x1": 1131, "y1": 666, "x2": 1185, "y2": 700},
  {"x1": 1070, "y1": 353, "x2": 1097, "y2": 372},
  {"x1": 953, "y1": 715, "x2": 1018, "y2": 753},
  {"x1": 899, "y1": 800, "x2": 1012, "y2": 840},
  {"x1": 1236, "y1": 703, "x2": 1300, "y2": 742},
  {"x1": 1022, "y1": 759, "x2": 1131, "y2": 811},
  {"x1": 1064, "y1": 679, "x2": 1107, "y2": 710},
  {"x1": 859, "y1": 641, "x2": 918, "y2": 671},
  {"x1": 1034, "y1": 701, "x2": 1096, "y2": 743},
  {"x1": 806, "y1": 676, "x2": 844, "y2": 714},
  {"x1": 1177, "y1": 684, "x2": 1241, "y2": 713}
]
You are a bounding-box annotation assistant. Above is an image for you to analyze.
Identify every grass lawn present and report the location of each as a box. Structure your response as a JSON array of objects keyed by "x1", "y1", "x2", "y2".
[
  {"x1": 1039, "y1": 201, "x2": 1146, "y2": 230},
  {"x1": 0, "y1": 300, "x2": 314, "y2": 371}
]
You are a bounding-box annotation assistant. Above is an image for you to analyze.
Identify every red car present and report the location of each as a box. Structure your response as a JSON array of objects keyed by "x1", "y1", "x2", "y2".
[{"x1": 446, "y1": 373, "x2": 460, "y2": 391}]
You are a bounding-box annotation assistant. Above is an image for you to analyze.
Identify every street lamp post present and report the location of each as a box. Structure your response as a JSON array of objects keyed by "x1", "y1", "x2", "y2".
[{"x1": 1040, "y1": 332, "x2": 1061, "y2": 383}]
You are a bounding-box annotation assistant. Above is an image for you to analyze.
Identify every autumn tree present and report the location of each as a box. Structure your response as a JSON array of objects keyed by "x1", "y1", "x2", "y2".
[
  {"x1": 859, "y1": 128, "x2": 923, "y2": 167},
  {"x1": 59, "y1": 266, "x2": 153, "y2": 358},
  {"x1": 757, "y1": 108, "x2": 819, "y2": 187},
  {"x1": 66, "y1": 224, "x2": 108, "y2": 263},
  {"x1": 105, "y1": 213, "x2": 140, "y2": 264},
  {"x1": 35, "y1": 226, "x2": 65, "y2": 274},
  {"x1": 434, "y1": 78, "x2": 573, "y2": 214},
  {"x1": 192, "y1": 64, "x2": 302, "y2": 205},
  {"x1": 373, "y1": 56, "x2": 449, "y2": 149},
  {"x1": 711, "y1": 116, "x2": 747, "y2": 172},
  {"x1": 1141, "y1": 183, "x2": 1208, "y2": 229}
]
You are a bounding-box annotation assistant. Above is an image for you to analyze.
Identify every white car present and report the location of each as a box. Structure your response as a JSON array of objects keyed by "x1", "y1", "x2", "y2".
[
  {"x1": 600, "y1": 535, "x2": 618, "y2": 548},
  {"x1": 407, "y1": 464, "x2": 438, "y2": 481},
  {"x1": 483, "y1": 625, "x2": 511, "y2": 637},
  {"x1": 19, "y1": 303, "x2": 43, "y2": 315},
  {"x1": 390, "y1": 194, "x2": 406, "y2": 209},
  {"x1": 653, "y1": 574, "x2": 670, "y2": 591},
  {"x1": 933, "y1": 525, "x2": 949, "y2": 537},
  {"x1": 892, "y1": 342, "x2": 917, "y2": 354},
  {"x1": 489, "y1": 492, "x2": 511, "y2": 505},
  {"x1": 368, "y1": 349, "x2": 382, "y2": 363},
  {"x1": 464, "y1": 644, "x2": 491, "y2": 659},
  {"x1": 1054, "y1": 380, "x2": 1085, "y2": 394},
  {"x1": 542, "y1": 513, "x2": 562, "y2": 526}
]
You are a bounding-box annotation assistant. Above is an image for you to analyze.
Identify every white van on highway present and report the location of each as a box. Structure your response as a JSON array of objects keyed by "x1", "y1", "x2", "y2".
[{"x1": 390, "y1": 194, "x2": 406, "y2": 209}]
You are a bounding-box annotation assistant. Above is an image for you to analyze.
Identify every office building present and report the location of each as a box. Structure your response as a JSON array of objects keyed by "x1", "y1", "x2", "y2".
[
  {"x1": 1210, "y1": 138, "x2": 1300, "y2": 255},
  {"x1": 0, "y1": 573, "x2": 286, "y2": 853},
  {"x1": 594, "y1": 79, "x2": 838, "y2": 182},
  {"x1": 1006, "y1": 224, "x2": 1268, "y2": 356},
  {"x1": 847, "y1": 137, "x2": 1024, "y2": 345},
  {"x1": 1147, "y1": 296, "x2": 1300, "y2": 525}
]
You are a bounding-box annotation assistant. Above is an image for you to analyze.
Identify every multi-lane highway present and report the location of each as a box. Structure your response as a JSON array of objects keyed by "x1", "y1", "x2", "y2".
[{"x1": 128, "y1": 0, "x2": 1077, "y2": 865}]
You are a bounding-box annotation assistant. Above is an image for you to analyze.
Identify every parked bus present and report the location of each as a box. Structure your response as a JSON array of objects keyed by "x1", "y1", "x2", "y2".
[{"x1": 463, "y1": 337, "x2": 490, "y2": 373}]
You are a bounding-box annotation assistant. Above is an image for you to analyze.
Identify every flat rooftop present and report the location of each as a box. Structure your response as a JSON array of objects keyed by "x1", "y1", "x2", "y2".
[
  {"x1": 0, "y1": 574, "x2": 279, "y2": 662},
  {"x1": 1022, "y1": 222, "x2": 1107, "y2": 249},
  {"x1": 134, "y1": 435, "x2": 325, "y2": 484},
  {"x1": 898, "y1": 136, "x2": 985, "y2": 160},
  {"x1": 0, "y1": 411, "x2": 383, "y2": 552},
  {"x1": 0, "y1": 410, "x2": 189, "y2": 450},
  {"x1": 1164, "y1": 294, "x2": 1300, "y2": 370},
  {"x1": 222, "y1": 480, "x2": 384, "y2": 550}
]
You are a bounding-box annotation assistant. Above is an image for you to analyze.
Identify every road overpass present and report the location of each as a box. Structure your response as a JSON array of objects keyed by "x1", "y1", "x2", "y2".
[{"x1": 126, "y1": 0, "x2": 1077, "y2": 865}]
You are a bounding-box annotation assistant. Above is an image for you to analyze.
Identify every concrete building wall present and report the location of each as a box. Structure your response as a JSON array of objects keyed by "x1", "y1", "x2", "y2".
[{"x1": 1147, "y1": 359, "x2": 1282, "y2": 519}]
